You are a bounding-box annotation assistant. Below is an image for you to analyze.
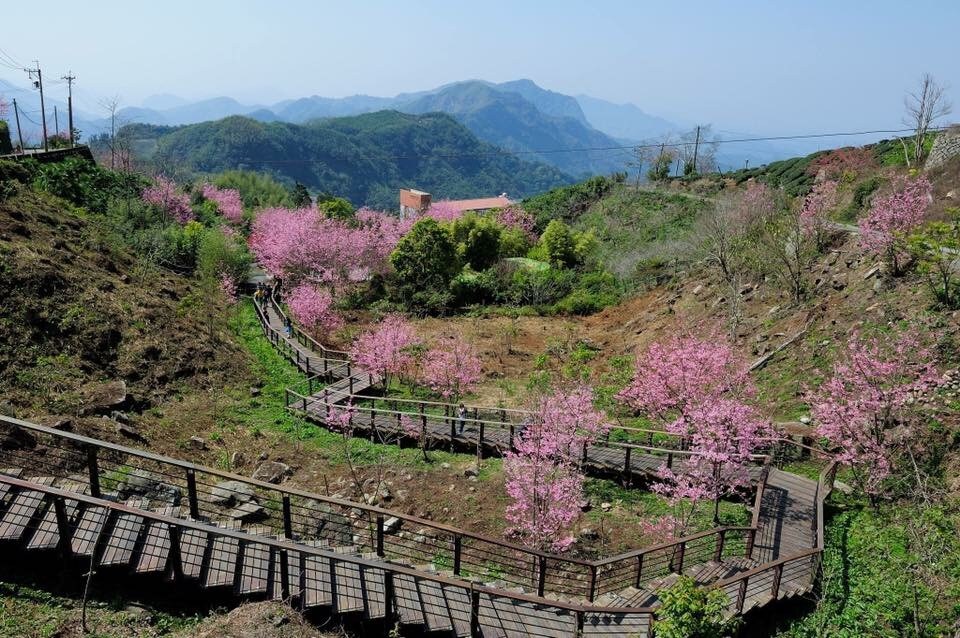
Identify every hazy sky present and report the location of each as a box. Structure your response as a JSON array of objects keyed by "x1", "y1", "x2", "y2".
[{"x1": 1, "y1": 0, "x2": 958, "y2": 134}]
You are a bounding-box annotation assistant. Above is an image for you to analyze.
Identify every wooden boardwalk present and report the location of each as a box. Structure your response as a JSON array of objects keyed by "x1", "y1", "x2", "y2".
[{"x1": 0, "y1": 293, "x2": 831, "y2": 637}]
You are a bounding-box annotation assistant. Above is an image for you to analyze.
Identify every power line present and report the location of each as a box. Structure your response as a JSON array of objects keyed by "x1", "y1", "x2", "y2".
[{"x1": 214, "y1": 126, "x2": 937, "y2": 166}]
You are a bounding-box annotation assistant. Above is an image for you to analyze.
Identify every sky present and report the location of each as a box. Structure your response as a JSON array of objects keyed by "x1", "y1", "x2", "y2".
[{"x1": 1, "y1": 0, "x2": 958, "y2": 135}]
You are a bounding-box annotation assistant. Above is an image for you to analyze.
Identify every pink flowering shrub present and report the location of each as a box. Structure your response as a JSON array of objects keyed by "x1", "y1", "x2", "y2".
[
  {"x1": 287, "y1": 283, "x2": 342, "y2": 339},
  {"x1": 859, "y1": 177, "x2": 932, "y2": 274},
  {"x1": 503, "y1": 385, "x2": 609, "y2": 551},
  {"x1": 422, "y1": 336, "x2": 482, "y2": 400},
  {"x1": 495, "y1": 205, "x2": 537, "y2": 240},
  {"x1": 423, "y1": 201, "x2": 463, "y2": 223},
  {"x1": 201, "y1": 183, "x2": 244, "y2": 224},
  {"x1": 799, "y1": 180, "x2": 839, "y2": 250},
  {"x1": 809, "y1": 329, "x2": 939, "y2": 496},
  {"x1": 219, "y1": 273, "x2": 237, "y2": 303},
  {"x1": 142, "y1": 176, "x2": 193, "y2": 224},
  {"x1": 349, "y1": 314, "x2": 418, "y2": 388}
]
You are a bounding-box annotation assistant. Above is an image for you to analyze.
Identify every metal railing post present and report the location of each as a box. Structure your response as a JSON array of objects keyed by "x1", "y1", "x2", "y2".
[
  {"x1": 376, "y1": 515, "x2": 385, "y2": 557},
  {"x1": 282, "y1": 495, "x2": 293, "y2": 539},
  {"x1": 635, "y1": 553, "x2": 644, "y2": 588},
  {"x1": 86, "y1": 446, "x2": 101, "y2": 498},
  {"x1": 168, "y1": 525, "x2": 184, "y2": 581},
  {"x1": 53, "y1": 496, "x2": 72, "y2": 557},
  {"x1": 454, "y1": 535, "x2": 462, "y2": 575},
  {"x1": 714, "y1": 529, "x2": 727, "y2": 562},
  {"x1": 470, "y1": 586, "x2": 481, "y2": 637},
  {"x1": 537, "y1": 556, "x2": 547, "y2": 596},
  {"x1": 186, "y1": 469, "x2": 200, "y2": 519},
  {"x1": 588, "y1": 564, "x2": 597, "y2": 602}
]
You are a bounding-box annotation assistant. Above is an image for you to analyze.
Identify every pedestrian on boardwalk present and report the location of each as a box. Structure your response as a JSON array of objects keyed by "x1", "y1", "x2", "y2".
[
  {"x1": 284, "y1": 317, "x2": 293, "y2": 338},
  {"x1": 457, "y1": 403, "x2": 467, "y2": 434}
]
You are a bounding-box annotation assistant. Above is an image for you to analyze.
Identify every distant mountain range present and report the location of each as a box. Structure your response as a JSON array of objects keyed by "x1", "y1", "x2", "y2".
[
  {"x1": 2, "y1": 76, "x2": 895, "y2": 176},
  {"x1": 140, "y1": 111, "x2": 572, "y2": 209}
]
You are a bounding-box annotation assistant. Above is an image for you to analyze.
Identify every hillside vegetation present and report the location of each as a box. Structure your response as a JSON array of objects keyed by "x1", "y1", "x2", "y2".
[{"x1": 135, "y1": 112, "x2": 573, "y2": 209}]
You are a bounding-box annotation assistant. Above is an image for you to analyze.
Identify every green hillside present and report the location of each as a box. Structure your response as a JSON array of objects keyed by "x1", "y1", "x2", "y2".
[{"x1": 145, "y1": 112, "x2": 573, "y2": 209}]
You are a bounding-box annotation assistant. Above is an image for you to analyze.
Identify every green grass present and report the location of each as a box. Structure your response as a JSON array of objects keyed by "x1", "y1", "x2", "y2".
[
  {"x1": 232, "y1": 300, "x2": 466, "y2": 468},
  {"x1": 0, "y1": 581, "x2": 200, "y2": 637}
]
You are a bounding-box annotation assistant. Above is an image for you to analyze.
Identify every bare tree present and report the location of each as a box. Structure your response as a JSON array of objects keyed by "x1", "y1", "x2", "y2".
[
  {"x1": 678, "y1": 124, "x2": 719, "y2": 176},
  {"x1": 99, "y1": 96, "x2": 122, "y2": 169},
  {"x1": 903, "y1": 73, "x2": 952, "y2": 166}
]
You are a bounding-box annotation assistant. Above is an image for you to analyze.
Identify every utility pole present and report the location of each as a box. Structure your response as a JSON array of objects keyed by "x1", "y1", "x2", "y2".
[
  {"x1": 691, "y1": 125, "x2": 701, "y2": 175},
  {"x1": 24, "y1": 61, "x2": 48, "y2": 151},
  {"x1": 62, "y1": 72, "x2": 76, "y2": 146},
  {"x1": 12, "y1": 99, "x2": 25, "y2": 151}
]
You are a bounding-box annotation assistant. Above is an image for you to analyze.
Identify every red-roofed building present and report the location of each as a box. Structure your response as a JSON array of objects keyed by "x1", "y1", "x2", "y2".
[{"x1": 399, "y1": 188, "x2": 512, "y2": 218}]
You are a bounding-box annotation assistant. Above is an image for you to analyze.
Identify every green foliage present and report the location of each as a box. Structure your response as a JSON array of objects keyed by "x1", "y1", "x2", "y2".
[
  {"x1": 389, "y1": 217, "x2": 460, "y2": 313},
  {"x1": 150, "y1": 113, "x2": 571, "y2": 209},
  {"x1": 0, "y1": 120, "x2": 12, "y2": 154},
  {"x1": 840, "y1": 175, "x2": 883, "y2": 222},
  {"x1": 521, "y1": 175, "x2": 618, "y2": 230},
  {"x1": 0, "y1": 159, "x2": 34, "y2": 200},
  {"x1": 779, "y1": 505, "x2": 960, "y2": 637},
  {"x1": 539, "y1": 219, "x2": 578, "y2": 267},
  {"x1": 196, "y1": 226, "x2": 252, "y2": 283},
  {"x1": 290, "y1": 182, "x2": 312, "y2": 208},
  {"x1": 653, "y1": 576, "x2": 739, "y2": 638},
  {"x1": 317, "y1": 193, "x2": 355, "y2": 220},
  {"x1": 31, "y1": 157, "x2": 146, "y2": 213},
  {"x1": 552, "y1": 270, "x2": 622, "y2": 315},
  {"x1": 450, "y1": 213, "x2": 503, "y2": 270},
  {"x1": 498, "y1": 226, "x2": 533, "y2": 258},
  {"x1": 909, "y1": 211, "x2": 960, "y2": 308},
  {"x1": 212, "y1": 169, "x2": 291, "y2": 209}
]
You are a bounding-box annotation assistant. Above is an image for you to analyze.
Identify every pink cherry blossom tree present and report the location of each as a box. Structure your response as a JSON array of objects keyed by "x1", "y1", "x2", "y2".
[
  {"x1": 423, "y1": 201, "x2": 463, "y2": 223},
  {"x1": 349, "y1": 314, "x2": 418, "y2": 390},
  {"x1": 503, "y1": 385, "x2": 610, "y2": 551},
  {"x1": 799, "y1": 180, "x2": 839, "y2": 251},
  {"x1": 495, "y1": 205, "x2": 537, "y2": 240},
  {"x1": 859, "y1": 176, "x2": 933, "y2": 275},
  {"x1": 809, "y1": 328, "x2": 939, "y2": 500},
  {"x1": 287, "y1": 283, "x2": 343, "y2": 340},
  {"x1": 142, "y1": 176, "x2": 193, "y2": 224},
  {"x1": 422, "y1": 336, "x2": 483, "y2": 402},
  {"x1": 201, "y1": 183, "x2": 244, "y2": 224},
  {"x1": 618, "y1": 334, "x2": 771, "y2": 524}
]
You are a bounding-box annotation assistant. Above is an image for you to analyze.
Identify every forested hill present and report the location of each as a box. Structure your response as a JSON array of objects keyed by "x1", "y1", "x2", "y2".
[{"x1": 146, "y1": 111, "x2": 573, "y2": 209}]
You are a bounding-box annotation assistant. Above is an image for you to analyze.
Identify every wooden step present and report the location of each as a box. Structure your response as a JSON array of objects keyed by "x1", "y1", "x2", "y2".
[
  {"x1": 135, "y1": 506, "x2": 176, "y2": 574},
  {"x1": 581, "y1": 611, "x2": 651, "y2": 637},
  {"x1": 0, "y1": 469, "x2": 24, "y2": 504},
  {"x1": 333, "y1": 555, "x2": 364, "y2": 614},
  {"x1": 27, "y1": 480, "x2": 85, "y2": 550},
  {"x1": 178, "y1": 528, "x2": 209, "y2": 579},
  {"x1": 236, "y1": 528, "x2": 272, "y2": 596},
  {"x1": 359, "y1": 562, "x2": 387, "y2": 619},
  {"x1": 0, "y1": 477, "x2": 55, "y2": 541},
  {"x1": 100, "y1": 498, "x2": 148, "y2": 566},
  {"x1": 442, "y1": 583, "x2": 474, "y2": 637},
  {"x1": 417, "y1": 577, "x2": 454, "y2": 632},
  {"x1": 301, "y1": 546, "x2": 333, "y2": 608},
  {"x1": 71, "y1": 504, "x2": 111, "y2": 556},
  {"x1": 392, "y1": 573, "x2": 425, "y2": 626},
  {"x1": 204, "y1": 530, "x2": 240, "y2": 588}
]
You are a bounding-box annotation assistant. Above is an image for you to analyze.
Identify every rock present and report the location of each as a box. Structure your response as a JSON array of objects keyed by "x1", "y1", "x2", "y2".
[
  {"x1": 229, "y1": 501, "x2": 268, "y2": 523},
  {"x1": 38, "y1": 415, "x2": 73, "y2": 431},
  {"x1": 249, "y1": 387, "x2": 262, "y2": 397},
  {"x1": 691, "y1": 284, "x2": 703, "y2": 296},
  {"x1": 739, "y1": 283, "x2": 754, "y2": 295},
  {"x1": 383, "y1": 516, "x2": 402, "y2": 534},
  {"x1": 210, "y1": 480, "x2": 258, "y2": 506},
  {"x1": 440, "y1": 462, "x2": 451, "y2": 470},
  {"x1": 257, "y1": 452, "x2": 269, "y2": 462},
  {"x1": 0, "y1": 401, "x2": 16, "y2": 417},
  {"x1": 252, "y1": 461, "x2": 291, "y2": 484},
  {"x1": 187, "y1": 436, "x2": 207, "y2": 450},
  {"x1": 230, "y1": 452, "x2": 245, "y2": 468},
  {"x1": 113, "y1": 420, "x2": 145, "y2": 442},
  {"x1": 463, "y1": 468, "x2": 479, "y2": 478},
  {"x1": 863, "y1": 265, "x2": 882, "y2": 280},
  {"x1": 80, "y1": 380, "x2": 128, "y2": 415},
  {"x1": 600, "y1": 502, "x2": 612, "y2": 512},
  {"x1": 110, "y1": 410, "x2": 131, "y2": 425},
  {"x1": 301, "y1": 502, "x2": 352, "y2": 544},
  {"x1": 826, "y1": 251, "x2": 840, "y2": 265},
  {"x1": 580, "y1": 528, "x2": 600, "y2": 541},
  {"x1": 768, "y1": 305, "x2": 781, "y2": 315},
  {"x1": 833, "y1": 480, "x2": 854, "y2": 495},
  {"x1": 117, "y1": 468, "x2": 181, "y2": 504},
  {"x1": 799, "y1": 416, "x2": 812, "y2": 425},
  {"x1": 830, "y1": 275, "x2": 847, "y2": 290}
]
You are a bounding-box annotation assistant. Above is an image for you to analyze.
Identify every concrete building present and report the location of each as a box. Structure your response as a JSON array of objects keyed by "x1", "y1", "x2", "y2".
[{"x1": 399, "y1": 188, "x2": 512, "y2": 218}]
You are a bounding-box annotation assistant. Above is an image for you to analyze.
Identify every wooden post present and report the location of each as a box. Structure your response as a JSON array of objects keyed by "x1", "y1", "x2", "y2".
[
  {"x1": 581, "y1": 441, "x2": 588, "y2": 465},
  {"x1": 623, "y1": 447, "x2": 632, "y2": 485},
  {"x1": 376, "y1": 515, "x2": 385, "y2": 557},
  {"x1": 588, "y1": 564, "x2": 597, "y2": 602},
  {"x1": 509, "y1": 424, "x2": 515, "y2": 451},
  {"x1": 349, "y1": 376, "x2": 354, "y2": 395},
  {"x1": 453, "y1": 535, "x2": 462, "y2": 575},
  {"x1": 676, "y1": 541, "x2": 686, "y2": 573},
  {"x1": 478, "y1": 422, "x2": 485, "y2": 451},
  {"x1": 384, "y1": 572, "x2": 395, "y2": 633},
  {"x1": 537, "y1": 556, "x2": 547, "y2": 596},
  {"x1": 635, "y1": 554, "x2": 644, "y2": 588},
  {"x1": 470, "y1": 587, "x2": 481, "y2": 637},
  {"x1": 746, "y1": 528, "x2": 756, "y2": 559},
  {"x1": 714, "y1": 529, "x2": 726, "y2": 562},
  {"x1": 186, "y1": 469, "x2": 200, "y2": 519},
  {"x1": 53, "y1": 496, "x2": 72, "y2": 557},
  {"x1": 771, "y1": 562, "x2": 783, "y2": 599},
  {"x1": 667, "y1": 452, "x2": 674, "y2": 469},
  {"x1": 735, "y1": 578, "x2": 748, "y2": 613},
  {"x1": 282, "y1": 495, "x2": 293, "y2": 539},
  {"x1": 86, "y1": 446, "x2": 101, "y2": 498},
  {"x1": 168, "y1": 525, "x2": 184, "y2": 581},
  {"x1": 298, "y1": 550, "x2": 308, "y2": 610}
]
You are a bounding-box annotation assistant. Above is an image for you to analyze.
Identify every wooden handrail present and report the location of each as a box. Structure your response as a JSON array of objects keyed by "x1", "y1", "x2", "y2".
[
  {"x1": 593, "y1": 526, "x2": 756, "y2": 567},
  {"x1": 0, "y1": 473, "x2": 652, "y2": 617}
]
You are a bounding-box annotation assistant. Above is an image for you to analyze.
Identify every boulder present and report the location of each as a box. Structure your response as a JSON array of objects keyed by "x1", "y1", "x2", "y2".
[
  {"x1": 0, "y1": 426, "x2": 36, "y2": 451},
  {"x1": 80, "y1": 380, "x2": 128, "y2": 415},
  {"x1": 117, "y1": 468, "x2": 181, "y2": 504},
  {"x1": 252, "y1": 461, "x2": 291, "y2": 484},
  {"x1": 187, "y1": 436, "x2": 207, "y2": 450},
  {"x1": 229, "y1": 501, "x2": 268, "y2": 523},
  {"x1": 301, "y1": 502, "x2": 352, "y2": 545},
  {"x1": 37, "y1": 415, "x2": 73, "y2": 431},
  {"x1": 230, "y1": 452, "x2": 245, "y2": 468},
  {"x1": 383, "y1": 516, "x2": 402, "y2": 534},
  {"x1": 210, "y1": 480, "x2": 258, "y2": 507}
]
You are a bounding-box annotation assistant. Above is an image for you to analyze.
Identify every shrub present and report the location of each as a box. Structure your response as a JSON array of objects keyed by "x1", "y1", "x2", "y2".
[
  {"x1": 0, "y1": 121, "x2": 12, "y2": 154},
  {"x1": 450, "y1": 213, "x2": 503, "y2": 270},
  {"x1": 507, "y1": 267, "x2": 575, "y2": 307},
  {"x1": 553, "y1": 271, "x2": 622, "y2": 315},
  {"x1": 539, "y1": 219, "x2": 578, "y2": 267},
  {"x1": 389, "y1": 217, "x2": 460, "y2": 311},
  {"x1": 32, "y1": 157, "x2": 146, "y2": 213},
  {"x1": 653, "y1": 576, "x2": 739, "y2": 638}
]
